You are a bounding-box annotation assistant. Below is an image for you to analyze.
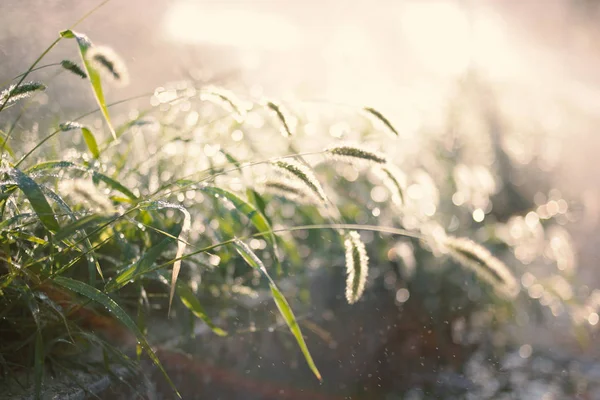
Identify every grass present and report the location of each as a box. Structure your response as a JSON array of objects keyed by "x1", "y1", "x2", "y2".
[{"x1": 0, "y1": 2, "x2": 587, "y2": 398}]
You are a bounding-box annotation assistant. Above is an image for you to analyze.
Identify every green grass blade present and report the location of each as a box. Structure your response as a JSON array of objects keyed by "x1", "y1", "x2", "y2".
[
  {"x1": 27, "y1": 160, "x2": 137, "y2": 200},
  {"x1": 81, "y1": 127, "x2": 100, "y2": 159},
  {"x1": 3, "y1": 230, "x2": 47, "y2": 245},
  {"x1": 53, "y1": 276, "x2": 180, "y2": 397},
  {"x1": 106, "y1": 237, "x2": 174, "y2": 292},
  {"x1": 91, "y1": 171, "x2": 137, "y2": 200},
  {"x1": 54, "y1": 213, "x2": 112, "y2": 241},
  {"x1": 269, "y1": 284, "x2": 321, "y2": 380},
  {"x1": 59, "y1": 122, "x2": 100, "y2": 159},
  {"x1": 138, "y1": 201, "x2": 191, "y2": 313},
  {"x1": 174, "y1": 281, "x2": 227, "y2": 337},
  {"x1": 201, "y1": 187, "x2": 269, "y2": 232},
  {"x1": 7, "y1": 168, "x2": 59, "y2": 232},
  {"x1": 0, "y1": 129, "x2": 15, "y2": 157},
  {"x1": 233, "y1": 240, "x2": 321, "y2": 381},
  {"x1": 202, "y1": 185, "x2": 279, "y2": 262},
  {"x1": 27, "y1": 160, "x2": 76, "y2": 173},
  {"x1": 60, "y1": 30, "x2": 116, "y2": 139}
]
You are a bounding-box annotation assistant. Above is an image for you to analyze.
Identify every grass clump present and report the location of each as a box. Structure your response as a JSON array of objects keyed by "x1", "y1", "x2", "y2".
[{"x1": 1, "y1": 6, "x2": 566, "y2": 399}]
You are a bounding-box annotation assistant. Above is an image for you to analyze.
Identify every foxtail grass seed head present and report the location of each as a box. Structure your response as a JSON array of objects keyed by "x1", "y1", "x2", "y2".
[
  {"x1": 262, "y1": 179, "x2": 319, "y2": 204},
  {"x1": 272, "y1": 159, "x2": 328, "y2": 203},
  {"x1": 326, "y1": 144, "x2": 387, "y2": 166},
  {"x1": 363, "y1": 107, "x2": 399, "y2": 137},
  {"x1": 0, "y1": 82, "x2": 46, "y2": 106},
  {"x1": 265, "y1": 100, "x2": 294, "y2": 137},
  {"x1": 375, "y1": 164, "x2": 407, "y2": 207},
  {"x1": 444, "y1": 236, "x2": 519, "y2": 299},
  {"x1": 60, "y1": 60, "x2": 87, "y2": 79},
  {"x1": 86, "y1": 46, "x2": 129, "y2": 86},
  {"x1": 344, "y1": 231, "x2": 369, "y2": 304},
  {"x1": 59, "y1": 121, "x2": 83, "y2": 131},
  {"x1": 200, "y1": 86, "x2": 247, "y2": 122}
]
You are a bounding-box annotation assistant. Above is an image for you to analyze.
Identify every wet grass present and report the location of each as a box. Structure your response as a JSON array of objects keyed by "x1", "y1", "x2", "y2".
[{"x1": 0, "y1": 2, "x2": 587, "y2": 399}]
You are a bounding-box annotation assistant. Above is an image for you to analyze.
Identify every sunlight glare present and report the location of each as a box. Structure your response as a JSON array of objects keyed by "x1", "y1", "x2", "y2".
[{"x1": 163, "y1": 3, "x2": 301, "y2": 50}]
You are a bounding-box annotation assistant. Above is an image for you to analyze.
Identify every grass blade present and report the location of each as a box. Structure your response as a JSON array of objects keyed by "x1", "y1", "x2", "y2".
[
  {"x1": 106, "y1": 236, "x2": 174, "y2": 292},
  {"x1": 54, "y1": 213, "x2": 112, "y2": 242},
  {"x1": 53, "y1": 276, "x2": 180, "y2": 397},
  {"x1": 91, "y1": 171, "x2": 137, "y2": 200},
  {"x1": 138, "y1": 201, "x2": 191, "y2": 314},
  {"x1": 0, "y1": 129, "x2": 15, "y2": 157},
  {"x1": 202, "y1": 185, "x2": 279, "y2": 263},
  {"x1": 174, "y1": 280, "x2": 227, "y2": 337},
  {"x1": 27, "y1": 160, "x2": 137, "y2": 200},
  {"x1": 7, "y1": 168, "x2": 59, "y2": 232},
  {"x1": 59, "y1": 122, "x2": 100, "y2": 159},
  {"x1": 60, "y1": 30, "x2": 116, "y2": 139},
  {"x1": 233, "y1": 239, "x2": 321, "y2": 381},
  {"x1": 269, "y1": 285, "x2": 321, "y2": 379}
]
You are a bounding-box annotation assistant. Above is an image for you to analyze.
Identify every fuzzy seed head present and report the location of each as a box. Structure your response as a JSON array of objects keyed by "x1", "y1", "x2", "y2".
[
  {"x1": 327, "y1": 144, "x2": 387, "y2": 166},
  {"x1": 344, "y1": 231, "x2": 369, "y2": 304},
  {"x1": 375, "y1": 164, "x2": 407, "y2": 207},
  {"x1": 262, "y1": 179, "x2": 319, "y2": 204},
  {"x1": 265, "y1": 100, "x2": 294, "y2": 137},
  {"x1": 363, "y1": 107, "x2": 399, "y2": 137},
  {"x1": 200, "y1": 86, "x2": 247, "y2": 122},
  {"x1": 0, "y1": 82, "x2": 46, "y2": 106},
  {"x1": 444, "y1": 236, "x2": 519, "y2": 299},
  {"x1": 60, "y1": 60, "x2": 87, "y2": 79},
  {"x1": 59, "y1": 121, "x2": 83, "y2": 131},
  {"x1": 272, "y1": 159, "x2": 328, "y2": 202},
  {"x1": 86, "y1": 46, "x2": 129, "y2": 86}
]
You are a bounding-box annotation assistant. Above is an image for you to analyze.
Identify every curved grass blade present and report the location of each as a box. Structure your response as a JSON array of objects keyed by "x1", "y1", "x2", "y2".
[
  {"x1": 233, "y1": 239, "x2": 321, "y2": 381},
  {"x1": 52, "y1": 276, "x2": 180, "y2": 397},
  {"x1": 95, "y1": 173, "x2": 136, "y2": 200},
  {"x1": 138, "y1": 201, "x2": 191, "y2": 314},
  {"x1": 7, "y1": 168, "x2": 59, "y2": 232},
  {"x1": 219, "y1": 149, "x2": 242, "y2": 170},
  {"x1": 174, "y1": 280, "x2": 227, "y2": 337},
  {"x1": 202, "y1": 186, "x2": 279, "y2": 263},
  {"x1": 40, "y1": 184, "x2": 103, "y2": 283},
  {"x1": 0, "y1": 212, "x2": 36, "y2": 229},
  {"x1": 0, "y1": 129, "x2": 15, "y2": 157},
  {"x1": 60, "y1": 30, "x2": 116, "y2": 139},
  {"x1": 3, "y1": 230, "x2": 47, "y2": 245},
  {"x1": 27, "y1": 160, "x2": 137, "y2": 200},
  {"x1": 54, "y1": 213, "x2": 112, "y2": 242},
  {"x1": 105, "y1": 236, "x2": 174, "y2": 292},
  {"x1": 59, "y1": 122, "x2": 99, "y2": 159}
]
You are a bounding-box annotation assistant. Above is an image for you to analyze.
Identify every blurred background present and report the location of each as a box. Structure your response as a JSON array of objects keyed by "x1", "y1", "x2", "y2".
[{"x1": 2, "y1": 0, "x2": 600, "y2": 399}]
